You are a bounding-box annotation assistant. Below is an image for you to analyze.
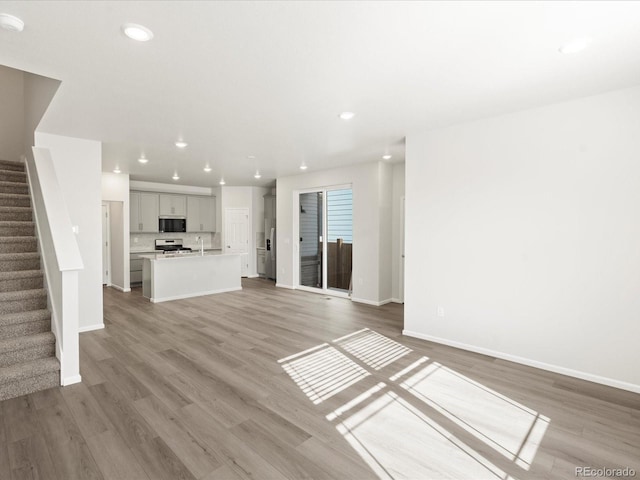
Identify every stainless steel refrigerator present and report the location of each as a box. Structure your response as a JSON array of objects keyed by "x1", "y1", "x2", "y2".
[
  {"x1": 265, "y1": 226, "x2": 276, "y2": 280},
  {"x1": 264, "y1": 193, "x2": 276, "y2": 280}
]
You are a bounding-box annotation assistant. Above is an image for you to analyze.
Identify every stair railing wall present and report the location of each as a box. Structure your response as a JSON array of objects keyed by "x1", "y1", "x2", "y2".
[{"x1": 24, "y1": 148, "x2": 84, "y2": 386}]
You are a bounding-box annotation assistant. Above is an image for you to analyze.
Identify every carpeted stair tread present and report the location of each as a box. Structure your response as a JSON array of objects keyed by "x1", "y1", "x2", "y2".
[
  {"x1": 0, "y1": 332, "x2": 55, "y2": 354},
  {"x1": 0, "y1": 180, "x2": 29, "y2": 190},
  {"x1": 0, "y1": 252, "x2": 40, "y2": 262},
  {"x1": 0, "y1": 160, "x2": 25, "y2": 172},
  {"x1": 0, "y1": 288, "x2": 46, "y2": 302},
  {"x1": 0, "y1": 206, "x2": 32, "y2": 222},
  {"x1": 0, "y1": 252, "x2": 40, "y2": 261},
  {"x1": 0, "y1": 236, "x2": 36, "y2": 242},
  {"x1": 0, "y1": 270, "x2": 42, "y2": 281},
  {"x1": 0, "y1": 206, "x2": 31, "y2": 213},
  {"x1": 0, "y1": 170, "x2": 27, "y2": 182},
  {"x1": 0, "y1": 356, "x2": 59, "y2": 384},
  {"x1": 0, "y1": 192, "x2": 30, "y2": 207},
  {"x1": 0, "y1": 309, "x2": 50, "y2": 327},
  {"x1": 0, "y1": 220, "x2": 35, "y2": 227},
  {"x1": 0, "y1": 236, "x2": 37, "y2": 254}
]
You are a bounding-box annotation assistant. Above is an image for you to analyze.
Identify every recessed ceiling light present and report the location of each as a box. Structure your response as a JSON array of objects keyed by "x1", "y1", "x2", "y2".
[
  {"x1": 254, "y1": 171, "x2": 261, "y2": 179},
  {"x1": 113, "y1": 167, "x2": 122, "y2": 174},
  {"x1": 172, "y1": 173, "x2": 180, "y2": 181},
  {"x1": 299, "y1": 164, "x2": 308, "y2": 170},
  {"x1": 339, "y1": 112, "x2": 355, "y2": 120},
  {"x1": 247, "y1": 155, "x2": 256, "y2": 159},
  {"x1": 219, "y1": 178, "x2": 226, "y2": 185},
  {"x1": 559, "y1": 38, "x2": 591, "y2": 54},
  {"x1": 382, "y1": 154, "x2": 392, "y2": 160},
  {"x1": 203, "y1": 165, "x2": 212, "y2": 173},
  {"x1": 0, "y1": 13, "x2": 24, "y2": 32},
  {"x1": 175, "y1": 141, "x2": 188, "y2": 148},
  {"x1": 138, "y1": 156, "x2": 148, "y2": 164},
  {"x1": 122, "y1": 23, "x2": 154, "y2": 42}
]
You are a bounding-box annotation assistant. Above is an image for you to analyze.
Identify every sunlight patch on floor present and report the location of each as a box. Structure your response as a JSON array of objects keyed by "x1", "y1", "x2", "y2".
[
  {"x1": 400, "y1": 362, "x2": 549, "y2": 470},
  {"x1": 333, "y1": 328, "x2": 412, "y2": 370},
  {"x1": 335, "y1": 390, "x2": 510, "y2": 480},
  {"x1": 280, "y1": 344, "x2": 370, "y2": 404},
  {"x1": 279, "y1": 330, "x2": 547, "y2": 478}
]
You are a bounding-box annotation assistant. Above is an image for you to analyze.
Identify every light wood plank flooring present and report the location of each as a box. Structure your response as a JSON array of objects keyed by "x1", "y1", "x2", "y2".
[{"x1": 1, "y1": 278, "x2": 639, "y2": 479}]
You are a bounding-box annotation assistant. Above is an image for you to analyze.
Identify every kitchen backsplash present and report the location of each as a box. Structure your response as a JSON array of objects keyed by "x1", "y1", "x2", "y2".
[{"x1": 130, "y1": 232, "x2": 220, "y2": 251}]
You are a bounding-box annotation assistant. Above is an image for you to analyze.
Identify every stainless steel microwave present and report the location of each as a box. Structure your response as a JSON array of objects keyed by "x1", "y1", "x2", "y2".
[{"x1": 159, "y1": 217, "x2": 186, "y2": 233}]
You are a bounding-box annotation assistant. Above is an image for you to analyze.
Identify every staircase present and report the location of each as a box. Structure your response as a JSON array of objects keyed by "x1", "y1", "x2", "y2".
[{"x1": 0, "y1": 159, "x2": 59, "y2": 401}]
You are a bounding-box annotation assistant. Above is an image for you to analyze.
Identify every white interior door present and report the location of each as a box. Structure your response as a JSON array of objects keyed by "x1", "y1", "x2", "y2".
[
  {"x1": 101, "y1": 203, "x2": 110, "y2": 285},
  {"x1": 225, "y1": 208, "x2": 249, "y2": 277}
]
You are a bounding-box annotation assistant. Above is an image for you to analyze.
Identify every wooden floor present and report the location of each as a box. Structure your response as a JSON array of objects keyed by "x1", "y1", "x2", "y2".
[{"x1": 1, "y1": 278, "x2": 639, "y2": 480}]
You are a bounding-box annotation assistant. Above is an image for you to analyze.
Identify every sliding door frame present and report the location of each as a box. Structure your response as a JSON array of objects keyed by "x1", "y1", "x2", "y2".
[{"x1": 293, "y1": 184, "x2": 352, "y2": 299}]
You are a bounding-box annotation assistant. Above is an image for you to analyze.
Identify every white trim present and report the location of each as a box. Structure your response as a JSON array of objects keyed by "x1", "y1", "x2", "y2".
[
  {"x1": 79, "y1": 324, "x2": 105, "y2": 333},
  {"x1": 402, "y1": 330, "x2": 640, "y2": 394},
  {"x1": 276, "y1": 283, "x2": 295, "y2": 290},
  {"x1": 61, "y1": 374, "x2": 82, "y2": 386},
  {"x1": 390, "y1": 298, "x2": 403, "y2": 304},
  {"x1": 101, "y1": 202, "x2": 111, "y2": 286},
  {"x1": 150, "y1": 286, "x2": 242, "y2": 303},
  {"x1": 352, "y1": 297, "x2": 393, "y2": 306},
  {"x1": 247, "y1": 274, "x2": 260, "y2": 278},
  {"x1": 296, "y1": 284, "x2": 351, "y2": 299},
  {"x1": 109, "y1": 284, "x2": 131, "y2": 293}
]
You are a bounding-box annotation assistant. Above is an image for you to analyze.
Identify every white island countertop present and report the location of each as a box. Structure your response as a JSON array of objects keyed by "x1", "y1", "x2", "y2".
[
  {"x1": 139, "y1": 251, "x2": 227, "y2": 260},
  {"x1": 141, "y1": 252, "x2": 242, "y2": 303}
]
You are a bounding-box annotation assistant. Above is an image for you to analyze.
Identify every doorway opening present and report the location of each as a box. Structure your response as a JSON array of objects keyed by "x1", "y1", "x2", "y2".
[
  {"x1": 297, "y1": 186, "x2": 353, "y2": 297},
  {"x1": 224, "y1": 207, "x2": 249, "y2": 277}
]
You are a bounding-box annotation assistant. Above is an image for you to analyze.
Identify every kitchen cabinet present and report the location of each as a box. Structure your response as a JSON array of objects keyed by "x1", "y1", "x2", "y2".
[
  {"x1": 187, "y1": 196, "x2": 215, "y2": 232},
  {"x1": 130, "y1": 253, "x2": 144, "y2": 284},
  {"x1": 159, "y1": 194, "x2": 186, "y2": 216},
  {"x1": 130, "y1": 192, "x2": 159, "y2": 232}
]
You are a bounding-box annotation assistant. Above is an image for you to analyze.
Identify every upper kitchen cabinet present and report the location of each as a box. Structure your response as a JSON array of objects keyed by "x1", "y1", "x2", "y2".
[
  {"x1": 187, "y1": 196, "x2": 216, "y2": 232},
  {"x1": 130, "y1": 192, "x2": 159, "y2": 232},
  {"x1": 159, "y1": 194, "x2": 186, "y2": 216}
]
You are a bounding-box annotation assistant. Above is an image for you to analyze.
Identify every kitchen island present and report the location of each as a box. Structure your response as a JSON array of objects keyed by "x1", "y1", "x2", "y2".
[{"x1": 140, "y1": 251, "x2": 242, "y2": 303}]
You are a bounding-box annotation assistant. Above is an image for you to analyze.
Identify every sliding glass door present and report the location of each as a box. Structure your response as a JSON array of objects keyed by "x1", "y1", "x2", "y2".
[
  {"x1": 299, "y1": 192, "x2": 323, "y2": 288},
  {"x1": 298, "y1": 187, "x2": 353, "y2": 295}
]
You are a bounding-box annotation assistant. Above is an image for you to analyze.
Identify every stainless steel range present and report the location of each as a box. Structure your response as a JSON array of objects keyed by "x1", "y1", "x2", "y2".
[{"x1": 154, "y1": 239, "x2": 192, "y2": 254}]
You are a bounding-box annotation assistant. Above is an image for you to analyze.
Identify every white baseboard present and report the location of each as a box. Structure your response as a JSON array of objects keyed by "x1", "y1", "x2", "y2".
[
  {"x1": 352, "y1": 297, "x2": 393, "y2": 306},
  {"x1": 79, "y1": 324, "x2": 105, "y2": 333},
  {"x1": 247, "y1": 274, "x2": 260, "y2": 278},
  {"x1": 109, "y1": 284, "x2": 131, "y2": 293},
  {"x1": 390, "y1": 298, "x2": 404, "y2": 304},
  {"x1": 275, "y1": 283, "x2": 295, "y2": 290},
  {"x1": 62, "y1": 374, "x2": 82, "y2": 386},
  {"x1": 150, "y1": 286, "x2": 242, "y2": 303},
  {"x1": 402, "y1": 329, "x2": 640, "y2": 394}
]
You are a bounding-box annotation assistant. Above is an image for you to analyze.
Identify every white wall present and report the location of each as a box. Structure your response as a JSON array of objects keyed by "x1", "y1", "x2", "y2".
[
  {"x1": 391, "y1": 163, "x2": 405, "y2": 302},
  {"x1": 405, "y1": 85, "x2": 640, "y2": 392},
  {"x1": 22, "y1": 71, "x2": 60, "y2": 155},
  {"x1": 378, "y1": 162, "x2": 393, "y2": 302},
  {"x1": 35, "y1": 132, "x2": 103, "y2": 332},
  {"x1": 0, "y1": 65, "x2": 24, "y2": 162},
  {"x1": 102, "y1": 172, "x2": 130, "y2": 292},
  {"x1": 277, "y1": 161, "x2": 393, "y2": 305}
]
